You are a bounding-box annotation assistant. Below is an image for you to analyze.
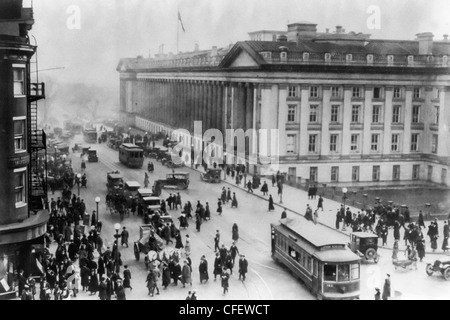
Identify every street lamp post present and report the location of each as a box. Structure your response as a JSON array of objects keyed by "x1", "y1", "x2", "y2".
[
  {"x1": 114, "y1": 223, "x2": 121, "y2": 271},
  {"x1": 425, "y1": 203, "x2": 431, "y2": 220},
  {"x1": 77, "y1": 173, "x2": 82, "y2": 196},
  {"x1": 363, "y1": 194, "x2": 368, "y2": 210},
  {"x1": 342, "y1": 187, "x2": 348, "y2": 231},
  {"x1": 95, "y1": 196, "x2": 100, "y2": 224},
  {"x1": 223, "y1": 152, "x2": 227, "y2": 181}
]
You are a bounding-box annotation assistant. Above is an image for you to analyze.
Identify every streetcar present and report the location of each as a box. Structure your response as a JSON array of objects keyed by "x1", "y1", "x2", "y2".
[
  {"x1": 83, "y1": 128, "x2": 98, "y2": 144},
  {"x1": 119, "y1": 143, "x2": 144, "y2": 168},
  {"x1": 271, "y1": 218, "x2": 361, "y2": 300}
]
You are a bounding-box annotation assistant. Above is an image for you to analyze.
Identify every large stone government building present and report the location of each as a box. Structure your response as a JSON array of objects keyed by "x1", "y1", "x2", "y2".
[{"x1": 118, "y1": 22, "x2": 450, "y2": 188}]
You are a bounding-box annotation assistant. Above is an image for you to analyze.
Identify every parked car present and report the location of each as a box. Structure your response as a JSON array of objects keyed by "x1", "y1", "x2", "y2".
[{"x1": 426, "y1": 259, "x2": 450, "y2": 280}]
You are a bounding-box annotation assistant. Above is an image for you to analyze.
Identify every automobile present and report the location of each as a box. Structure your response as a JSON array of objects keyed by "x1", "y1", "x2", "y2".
[
  {"x1": 106, "y1": 171, "x2": 124, "y2": 195},
  {"x1": 87, "y1": 149, "x2": 98, "y2": 162},
  {"x1": 137, "y1": 188, "x2": 154, "y2": 199},
  {"x1": 141, "y1": 196, "x2": 162, "y2": 211},
  {"x1": 426, "y1": 259, "x2": 450, "y2": 280},
  {"x1": 133, "y1": 225, "x2": 165, "y2": 261},
  {"x1": 200, "y1": 168, "x2": 222, "y2": 183},
  {"x1": 152, "y1": 172, "x2": 190, "y2": 196},
  {"x1": 108, "y1": 138, "x2": 118, "y2": 149},
  {"x1": 55, "y1": 143, "x2": 70, "y2": 156},
  {"x1": 124, "y1": 181, "x2": 141, "y2": 198},
  {"x1": 82, "y1": 146, "x2": 91, "y2": 155},
  {"x1": 348, "y1": 232, "x2": 380, "y2": 263}
]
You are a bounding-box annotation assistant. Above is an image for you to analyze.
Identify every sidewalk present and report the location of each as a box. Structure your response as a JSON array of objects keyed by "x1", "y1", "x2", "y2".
[{"x1": 128, "y1": 126, "x2": 450, "y2": 256}]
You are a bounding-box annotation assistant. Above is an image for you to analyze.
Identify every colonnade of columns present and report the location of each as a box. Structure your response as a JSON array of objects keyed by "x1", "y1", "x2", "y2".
[{"x1": 123, "y1": 79, "x2": 256, "y2": 135}]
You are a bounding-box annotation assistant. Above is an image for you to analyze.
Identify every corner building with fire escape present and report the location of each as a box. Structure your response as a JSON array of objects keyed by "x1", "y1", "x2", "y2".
[
  {"x1": 118, "y1": 22, "x2": 450, "y2": 189},
  {"x1": 0, "y1": 0, "x2": 48, "y2": 299}
]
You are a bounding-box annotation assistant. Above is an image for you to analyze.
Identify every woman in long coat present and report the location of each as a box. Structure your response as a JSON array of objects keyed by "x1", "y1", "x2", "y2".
[
  {"x1": 268, "y1": 195, "x2": 275, "y2": 211},
  {"x1": 145, "y1": 270, "x2": 155, "y2": 295},
  {"x1": 392, "y1": 240, "x2": 399, "y2": 260},
  {"x1": 162, "y1": 262, "x2": 171, "y2": 289},
  {"x1": 221, "y1": 189, "x2": 227, "y2": 203},
  {"x1": 199, "y1": 256, "x2": 209, "y2": 284},
  {"x1": 232, "y1": 223, "x2": 239, "y2": 242},
  {"x1": 213, "y1": 253, "x2": 222, "y2": 280},
  {"x1": 442, "y1": 236, "x2": 448, "y2": 252},
  {"x1": 231, "y1": 193, "x2": 238, "y2": 208},
  {"x1": 88, "y1": 270, "x2": 99, "y2": 295},
  {"x1": 221, "y1": 269, "x2": 230, "y2": 295},
  {"x1": 175, "y1": 231, "x2": 184, "y2": 249},
  {"x1": 185, "y1": 235, "x2": 191, "y2": 255},
  {"x1": 98, "y1": 277, "x2": 108, "y2": 300},
  {"x1": 260, "y1": 182, "x2": 269, "y2": 196},
  {"x1": 431, "y1": 234, "x2": 438, "y2": 252},
  {"x1": 80, "y1": 264, "x2": 90, "y2": 291},
  {"x1": 418, "y1": 211, "x2": 426, "y2": 229},
  {"x1": 382, "y1": 276, "x2": 391, "y2": 300},
  {"x1": 205, "y1": 203, "x2": 211, "y2": 220},
  {"x1": 181, "y1": 260, "x2": 192, "y2": 288}
]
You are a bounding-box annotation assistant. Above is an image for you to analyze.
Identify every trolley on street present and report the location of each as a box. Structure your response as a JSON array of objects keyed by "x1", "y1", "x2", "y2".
[
  {"x1": 271, "y1": 218, "x2": 361, "y2": 300},
  {"x1": 119, "y1": 143, "x2": 144, "y2": 168}
]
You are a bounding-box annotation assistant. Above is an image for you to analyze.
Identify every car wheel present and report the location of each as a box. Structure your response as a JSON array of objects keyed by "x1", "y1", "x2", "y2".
[
  {"x1": 444, "y1": 268, "x2": 450, "y2": 281},
  {"x1": 426, "y1": 264, "x2": 434, "y2": 276}
]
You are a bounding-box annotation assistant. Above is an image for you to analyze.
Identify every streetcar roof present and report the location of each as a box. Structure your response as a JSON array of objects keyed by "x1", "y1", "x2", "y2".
[
  {"x1": 138, "y1": 188, "x2": 153, "y2": 195},
  {"x1": 279, "y1": 218, "x2": 348, "y2": 248},
  {"x1": 143, "y1": 197, "x2": 161, "y2": 201},
  {"x1": 313, "y1": 249, "x2": 361, "y2": 263},
  {"x1": 120, "y1": 143, "x2": 143, "y2": 150},
  {"x1": 108, "y1": 174, "x2": 123, "y2": 179}
]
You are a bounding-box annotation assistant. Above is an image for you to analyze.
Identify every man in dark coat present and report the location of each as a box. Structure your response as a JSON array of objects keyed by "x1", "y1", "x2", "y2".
[
  {"x1": 121, "y1": 227, "x2": 129, "y2": 248},
  {"x1": 199, "y1": 255, "x2": 209, "y2": 284},
  {"x1": 317, "y1": 196, "x2": 324, "y2": 211},
  {"x1": 115, "y1": 279, "x2": 126, "y2": 300},
  {"x1": 213, "y1": 253, "x2": 222, "y2": 281},
  {"x1": 238, "y1": 255, "x2": 248, "y2": 281},
  {"x1": 18, "y1": 269, "x2": 26, "y2": 296}
]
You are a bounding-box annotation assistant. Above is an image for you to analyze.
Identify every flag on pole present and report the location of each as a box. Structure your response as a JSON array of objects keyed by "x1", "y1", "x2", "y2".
[{"x1": 178, "y1": 10, "x2": 185, "y2": 32}]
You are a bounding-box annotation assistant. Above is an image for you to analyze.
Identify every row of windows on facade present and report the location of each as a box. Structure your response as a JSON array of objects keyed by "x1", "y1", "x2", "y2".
[
  {"x1": 286, "y1": 132, "x2": 439, "y2": 154},
  {"x1": 304, "y1": 164, "x2": 445, "y2": 184},
  {"x1": 287, "y1": 85, "x2": 441, "y2": 100},
  {"x1": 263, "y1": 51, "x2": 447, "y2": 65},
  {"x1": 286, "y1": 104, "x2": 439, "y2": 125}
]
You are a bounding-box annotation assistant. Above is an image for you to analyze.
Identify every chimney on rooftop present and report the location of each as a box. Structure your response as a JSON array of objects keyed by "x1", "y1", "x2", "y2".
[
  {"x1": 416, "y1": 32, "x2": 434, "y2": 55},
  {"x1": 211, "y1": 46, "x2": 218, "y2": 57},
  {"x1": 276, "y1": 35, "x2": 287, "y2": 42}
]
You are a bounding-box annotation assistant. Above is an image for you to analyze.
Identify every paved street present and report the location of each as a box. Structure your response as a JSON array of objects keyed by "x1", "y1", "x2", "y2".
[{"x1": 39, "y1": 131, "x2": 450, "y2": 301}]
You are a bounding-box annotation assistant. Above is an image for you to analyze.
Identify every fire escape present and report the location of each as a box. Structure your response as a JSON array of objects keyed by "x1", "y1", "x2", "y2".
[{"x1": 27, "y1": 45, "x2": 47, "y2": 214}]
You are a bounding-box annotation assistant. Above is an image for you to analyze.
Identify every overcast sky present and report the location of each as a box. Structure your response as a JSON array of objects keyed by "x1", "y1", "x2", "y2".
[{"x1": 29, "y1": 0, "x2": 450, "y2": 89}]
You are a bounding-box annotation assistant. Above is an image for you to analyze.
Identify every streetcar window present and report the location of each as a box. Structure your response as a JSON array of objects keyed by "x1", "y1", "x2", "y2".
[
  {"x1": 338, "y1": 265, "x2": 350, "y2": 282},
  {"x1": 351, "y1": 264, "x2": 360, "y2": 280},
  {"x1": 307, "y1": 257, "x2": 312, "y2": 272},
  {"x1": 324, "y1": 265, "x2": 337, "y2": 282},
  {"x1": 288, "y1": 246, "x2": 300, "y2": 262}
]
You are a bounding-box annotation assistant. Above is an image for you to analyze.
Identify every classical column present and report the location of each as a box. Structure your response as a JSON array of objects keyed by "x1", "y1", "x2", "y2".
[
  {"x1": 206, "y1": 82, "x2": 213, "y2": 130},
  {"x1": 216, "y1": 83, "x2": 224, "y2": 133},
  {"x1": 211, "y1": 82, "x2": 218, "y2": 130},
  {"x1": 245, "y1": 83, "x2": 254, "y2": 131}
]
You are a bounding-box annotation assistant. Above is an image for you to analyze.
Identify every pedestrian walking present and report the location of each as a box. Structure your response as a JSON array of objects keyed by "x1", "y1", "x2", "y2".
[
  {"x1": 217, "y1": 199, "x2": 223, "y2": 215},
  {"x1": 416, "y1": 239, "x2": 426, "y2": 262},
  {"x1": 181, "y1": 260, "x2": 192, "y2": 288},
  {"x1": 382, "y1": 274, "x2": 391, "y2": 300},
  {"x1": 268, "y1": 195, "x2": 275, "y2": 211},
  {"x1": 144, "y1": 172, "x2": 149, "y2": 188},
  {"x1": 246, "y1": 180, "x2": 253, "y2": 193},
  {"x1": 88, "y1": 270, "x2": 99, "y2": 295},
  {"x1": 271, "y1": 174, "x2": 276, "y2": 187},
  {"x1": 260, "y1": 181, "x2": 269, "y2": 196},
  {"x1": 221, "y1": 188, "x2": 227, "y2": 203},
  {"x1": 81, "y1": 159, "x2": 86, "y2": 172},
  {"x1": 162, "y1": 261, "x2": 171, "y2": 289},
  {"x1": 199, "y1": 256, "x2": 209, "y2": 284},
  {"x1": 305, "y1": 204, "x2": 313, "y2": 221},
  {"x1": 281, "y1": 209, "x2": 287, "y2": 220},
  {"x1": 238, "y1": 255, "x2": 248, "y2": 281},
  {"x1": 318, "y1": 196, "x2": 324, "y2": 211},
  {"x1": 221, "y1": 268, "x2": 230, "y2": 295},
  {"x1": 195, "y1": 213, "x2": 202, "y2": 232},
  {"x1": 230, "y1": 242, "x2": 240, "y2": 265},
  {"x1": 185, "y1": 235, "x2": 191, "y2": 255},
  {"x1": 231, "y1": 193, "x2": 238, "y2": 208},
  {"x1": 232, "y1": 223, "x2": 239, "y2": 242},
  {"x1": 213, "y1": 253, "x2": 222, "y2": 281},
  {"x1": 121, "y1": 227, "x2": 129, "y2": 248},
  {"x1": 115, "y1": 279, "x2": 126, "y2": 300},
  {"x1": 214, "y1": 230, "x2": 220, "y2": 252},
  {"x1": 227, "y1": 188, "x2": 232, "y2": 203},
  {"x1": 205, "y1": 202, "x2": 211, "y2": 220},
  {"x1": 175, "y1": 230, "x2": 184, "y2": 250},
  {"x1": 123, "y1": 265, "x2": 132, "y2": 291},
  {"x1": 392, "y1": 240, "x2": 399, "y2": 261}
]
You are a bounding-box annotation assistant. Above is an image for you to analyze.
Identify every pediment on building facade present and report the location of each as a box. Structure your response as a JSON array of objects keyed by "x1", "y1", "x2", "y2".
[{"x1": 219, "y1": 42, "x2": 265, "y2": 68}]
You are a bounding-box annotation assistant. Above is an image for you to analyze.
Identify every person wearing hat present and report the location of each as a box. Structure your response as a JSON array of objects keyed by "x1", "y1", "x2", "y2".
[
  {"x1": 213, "y1": 252, "x2": 222, "y2": 281},
  {"x1": 115, "y1": 279, "x2": 126, "y2": 300},
  {"x1": 121, "y1": 227, "x2": 129, "y2": 248},
  {"x1": 214, "y1": 230, "x2": 220, "y2": 252},
  {"x1": 231, "y1": 192, "x2": 238, "y2": 208},
  {"x1": 181, "y1": 260, "x2": 192, "y2": 288},
  {"x1": 238, "y1": 255, "x2": 249, "y2": 281},
  {"x1": 374, "y1": 288, "x2": 381, "y2": 300},
  {"x1": 217, "y1": 199, "x2": 223, "y2": 216},
  {"x1": 221, "y1": 268, "x2": 230, "y2": 295},
  {"x1": 199, "y1": 255, "x2": 209, "y2": 284},
  {"x1": 190, "y1": 289, "x2": 198, "y2": 300}
]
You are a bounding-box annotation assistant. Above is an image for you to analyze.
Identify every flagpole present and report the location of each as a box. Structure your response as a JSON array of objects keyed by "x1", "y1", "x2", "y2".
[{"x1": 176, "y1": 9, "x2": 179, "y2": 54}]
